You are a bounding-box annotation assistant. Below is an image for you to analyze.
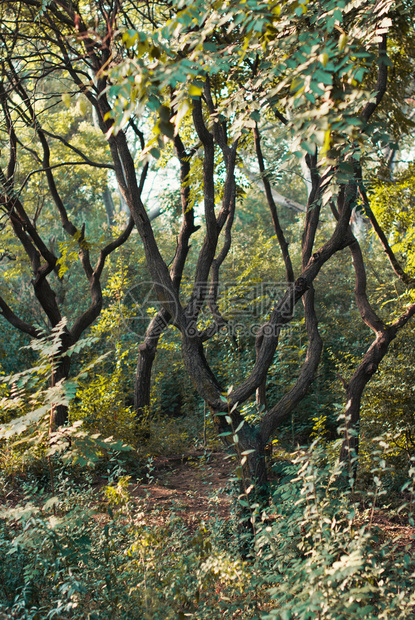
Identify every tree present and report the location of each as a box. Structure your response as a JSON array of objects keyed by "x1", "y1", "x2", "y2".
[
  {"x1": 2, "y1": 0, "x2": 415, "y2": 495},
  {"x1": 0, "y1": 11, "x2": 141, "y2": 424}
]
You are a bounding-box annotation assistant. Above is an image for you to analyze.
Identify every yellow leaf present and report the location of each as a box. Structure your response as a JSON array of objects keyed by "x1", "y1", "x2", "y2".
[
  {"x1": 338, "y1": 33, "x2": 348, "y2": 51},
  {"x1": 61, "y1": 93, "x2": 71, "y2": 108},
  {"x1": 290, "y1": 77, "x2": 303, "y2": 92},
  {"x1": 320, "y1": 52, "x2": 329, "y2": 68},
  {"x1": 322, "y1": 126, "x2": 331, "y2": 154},
  {"x1": 188, "y1": 84, "x2": 203, "y2": 97},
  {"x1": 76, "y1": 99, "x2": 87, "y2": 116}
]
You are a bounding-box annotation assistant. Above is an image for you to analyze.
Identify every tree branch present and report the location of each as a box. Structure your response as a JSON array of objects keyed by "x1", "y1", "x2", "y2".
[
  {"x1": 358, "y1": 179, "x2": 415, "y2": 287},
  {"x1": 361, "y1": 34, "x2": 388, "y2": 123},
  {"x1": 254, "y1": 123, "x2": 294, "y2": 283},
  {"x1": 0, "y1": 294, "x2": 39, "y2": 338}
]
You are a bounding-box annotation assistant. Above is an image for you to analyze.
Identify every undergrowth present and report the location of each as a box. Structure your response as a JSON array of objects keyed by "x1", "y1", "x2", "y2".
[
  {"x1": 1, "y1": 326, "x2": 415, "y2": 619},
  {"x1": 1, "y1": 439, "x2": 415, "y2": 619}
]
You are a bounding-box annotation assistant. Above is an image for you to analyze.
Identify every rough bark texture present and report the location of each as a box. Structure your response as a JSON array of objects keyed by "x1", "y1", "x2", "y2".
[
  {"x1": 52, "y1": 353, "x2": 72, "y2": 427},
  {"x1": 134, "y1": 309, "x2": 169, "y2": 418}
]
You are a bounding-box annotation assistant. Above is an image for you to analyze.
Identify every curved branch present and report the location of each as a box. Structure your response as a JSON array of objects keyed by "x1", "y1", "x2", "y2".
[
  {"x1": 40, "y1": 128, "x2": 114, "y2": 169},
  {"x1": 0, "y1": 82, "x2": 17, "y2": 189},
  {"x1": 128, "y1": 118, "x2": 146, "y2": 150},
  {"x1": 254, "y1": 123, "x2": 294, "y2": 283},
  {"x1": 200, "y1": 187, "x2": 237, "y2": 343},
  {"x1": 260, "y1": 285, "x2": 323, "y2": 444},
  {"x1": 94, "y1": 216, "x2": 134, "y2": 281},
  {"x1": 302, "y1": 150, "x2": 321, "y2": 265},
  {"x1": 358, "y1": 180, "x2": 415, "y2": 287},
  {"x1": 361, "y1": 34, "x2": 388, "y2": 123},
  {"x1": 0, "y1": 294, "x2": 39, "y2": 338},
  {"x1": 15, "y1": 161, "x2": 114, "y2": 201},
  {"x1": 339, "y1": 296, "x2": 415, "y2": 467},
  {"x1": 0, "y1": 172, "x2": 57, "y2": 268},
  {"x1": 349, "y1": 237, "x2": 385, "y2": 333},
  {"x1": 71, "y1": 162, "x2": 149, "y2": 341},
  {"x1": 228, "y1": 199, "x2": 355, "y2": 410}
]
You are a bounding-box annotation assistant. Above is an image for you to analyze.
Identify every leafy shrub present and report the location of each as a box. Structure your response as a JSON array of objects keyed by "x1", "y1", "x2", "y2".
[
  {"x1": 359, "y1": 324, "x2": 415, "y2": 494},
  {"x1": 0, "y1": 475, "x2": 257, "y2": 620},
  {"x1": 260, "y1": 440, "x2": 415, "y2": 620}
]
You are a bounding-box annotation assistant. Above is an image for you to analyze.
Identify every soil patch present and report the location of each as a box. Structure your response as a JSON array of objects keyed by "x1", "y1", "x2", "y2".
[{"x1": 130, "y1": 449, "x2": 234, "y2": 525}]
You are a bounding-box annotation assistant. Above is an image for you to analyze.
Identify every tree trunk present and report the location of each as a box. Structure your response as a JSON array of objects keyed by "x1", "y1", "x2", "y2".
[
  {"x1": 134, "y1": 345, "x2": 155, "y2": 419},
  {"x1": 102, "y1": 187, "x2": 115, "y2": 227},
  {"x1": 232, "y1": 423, "x2": 268, "y2": 557},
  {"x1": 134, "y1": 308, "x2": 169, "y2": 418},
  {"x1": 256, "y1": 380, "x2": 267, "y2": 410},
  {"x1": 339, "y1": 331, "x2": 393, "y2": 466},
  {"x1": 51, "y1": 353, "x2": 71, "y2": 427},
  {"x1": 238, "y1": 424, "x2": 268, "y2": 502}
]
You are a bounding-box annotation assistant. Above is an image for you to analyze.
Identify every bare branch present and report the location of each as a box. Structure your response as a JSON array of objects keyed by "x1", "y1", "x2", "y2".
[
  {"x1": 0, "y1": 294, "x2": 39, "y2": 338},
  {"x1": 41, "y1": 128, "x2": 114, "y2": 170},
  {"x1": 358, "y1": 180, "x2": 415, "y2": 287},
  {"x1": 254, "y1": 123, "x2": 294, "y2": 283}
]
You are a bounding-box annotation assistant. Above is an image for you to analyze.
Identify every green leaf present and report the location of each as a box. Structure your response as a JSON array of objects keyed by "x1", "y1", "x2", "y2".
[{"x1": 150, "y1": 147, "x2": 161, "y2": 159}]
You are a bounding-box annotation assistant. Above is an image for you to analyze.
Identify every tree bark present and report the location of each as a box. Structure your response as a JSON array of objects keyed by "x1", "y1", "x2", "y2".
[
  {"x1": 339, "y1": 306, "x2": 415, "y2": 470},
  {"x1": 102, "y1": 187, "x2": 115, "y2": 227},
  {"x1": 338, "y1": 235, "x2": 415, "y2": 473},
  {"x1": 133, "y1": 133, "x2": 198, "y2": 419},
  {"x1": 134, "y1": 309, "x2": 169, "y2": 418},
  {"x1": 51, "y1": 352, "x2": 72, "y2": 427}
]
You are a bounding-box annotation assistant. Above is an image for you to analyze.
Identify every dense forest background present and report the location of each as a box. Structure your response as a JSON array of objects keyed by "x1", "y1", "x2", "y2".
[{"x1": 1, "y1": 0, "x2": 415, "y2": 618}]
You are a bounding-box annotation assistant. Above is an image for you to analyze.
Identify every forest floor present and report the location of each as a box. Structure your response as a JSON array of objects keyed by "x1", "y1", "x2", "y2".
[
  {"x1": 121, "y1": 448, "x2": 415, "y2": 550},
  {"x1": 129, "y1": 449, "x2": 233, "y2": 528},
  {"x1": 3, "y1": 447, "x2": 415, "y2": 551}
]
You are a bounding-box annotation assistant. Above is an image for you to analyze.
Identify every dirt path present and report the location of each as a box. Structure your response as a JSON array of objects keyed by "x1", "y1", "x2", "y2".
[
  {"x1": 130, "y1": 450, "x2": 234, "y2": 525},
  {"x1": 127, "y1": 450, "x2": 415, "y2": 549}
]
